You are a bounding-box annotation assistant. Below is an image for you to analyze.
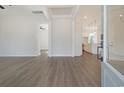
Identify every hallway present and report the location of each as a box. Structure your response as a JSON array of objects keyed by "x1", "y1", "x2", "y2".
[{"x1": 0, "y1": 52, "x2": 101, "y2": 87}]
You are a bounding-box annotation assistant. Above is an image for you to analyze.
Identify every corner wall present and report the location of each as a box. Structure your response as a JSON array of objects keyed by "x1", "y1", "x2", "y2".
[{"x1": 0, "y1": 15, "x2": 46, "y2": 56}]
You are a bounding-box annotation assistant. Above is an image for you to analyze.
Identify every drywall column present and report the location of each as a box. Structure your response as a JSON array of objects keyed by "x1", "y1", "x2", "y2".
[
  {"x1": 75, "y1": 18, "x2": 83, "y2": 56},
  {"x1": 72, "y1": 19, "x2": 75, "y2": 57},
  {"x1": 51, "y1": 16, "x2": 73, "y2": 56}
]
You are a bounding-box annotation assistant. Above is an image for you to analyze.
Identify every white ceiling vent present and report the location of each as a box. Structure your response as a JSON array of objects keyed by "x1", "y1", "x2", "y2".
[{"x1": 32, "y1": 11, "x2": 44, "y2": 14}]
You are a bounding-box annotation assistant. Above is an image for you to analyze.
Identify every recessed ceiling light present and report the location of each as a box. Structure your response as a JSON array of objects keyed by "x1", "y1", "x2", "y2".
[
  {"x1": 120, "y1": 14, "x2": 123, "y2": 17},
  {"x1": 84, "y1": 16, "x2": 87, "y2": 19}
]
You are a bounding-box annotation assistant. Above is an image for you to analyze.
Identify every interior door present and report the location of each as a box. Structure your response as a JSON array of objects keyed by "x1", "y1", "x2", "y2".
[{"x1": 101, "y1": 5, "x2": 124, "y2": 87}]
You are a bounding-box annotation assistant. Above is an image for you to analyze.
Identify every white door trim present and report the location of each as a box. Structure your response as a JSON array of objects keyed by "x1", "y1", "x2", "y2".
[{"x1": 103, "y1": 5, "x2": 108, "y2": 63}]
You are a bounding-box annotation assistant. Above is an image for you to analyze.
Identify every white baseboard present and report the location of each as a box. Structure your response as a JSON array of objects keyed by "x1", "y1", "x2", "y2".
[
  {"x1": 0, "y1": 54, "x2": 40, "y2": 57},
  {"x1": 51, "y1": 54, "x2": 73, "y2": 57}
]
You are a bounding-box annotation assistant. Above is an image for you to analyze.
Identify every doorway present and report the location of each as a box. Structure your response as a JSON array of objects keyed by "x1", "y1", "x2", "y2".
[
  {"x1": 75, "y1": 6, "x2": 102, "y2": 60},
  {"x1": 82, "y1": 20, "x2": 100, "y2": 55},
  {"x1": 39, "y1": 24, "x2": 49, "y2": 56}
]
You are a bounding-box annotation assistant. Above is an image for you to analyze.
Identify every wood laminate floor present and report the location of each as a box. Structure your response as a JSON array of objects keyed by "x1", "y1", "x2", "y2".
[{"x1": 0, "y1": 51, "x2": 101, "y2": 87}]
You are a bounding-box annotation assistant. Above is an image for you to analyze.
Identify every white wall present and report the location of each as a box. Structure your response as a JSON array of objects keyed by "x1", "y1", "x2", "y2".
[
  {"x1": 51, "y1": 16, "x2": 72, "y2": 56},
  {"x1": 0, "y1": 9, "x2": 48, "y2": 56},
  {"x1": 40, "y1": 24, "x2": 48, "y2": 50}
]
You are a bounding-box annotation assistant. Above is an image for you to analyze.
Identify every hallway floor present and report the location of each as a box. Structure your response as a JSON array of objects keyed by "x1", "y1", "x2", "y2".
[{"x1": 0, "y1": 52, "x2": 101, "y2": 87}]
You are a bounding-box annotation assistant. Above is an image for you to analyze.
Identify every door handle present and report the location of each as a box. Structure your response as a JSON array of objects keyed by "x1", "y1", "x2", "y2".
[{"x1": 97, "y1": 46, "x2": 103, "y2": 61}]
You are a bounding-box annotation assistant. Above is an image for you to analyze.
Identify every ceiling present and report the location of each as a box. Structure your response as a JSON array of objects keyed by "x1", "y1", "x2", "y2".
[
  {"x1": 109, "y1": 5, "x2": 124, "y2": 11},
  {"x1": 76, "y1": 5, "x2": 101, "y2": 25},
  {"x1": 47, "y1": 5, "x2": 75, "y2": 16},
  {"x1": 0, "y1": 5, "x2": 48, "y2": 23},
  {"x1": 0, "y1": 5, "x2": 44, "y2": 15},
  {"x1": 108, "y1": 5, "x2": 124, "y2": 20},
  {"x1": 2, "y1": 5, "x2": 124, "y2": 18},
  {"x1": 0, "y1": 5, "x2": 102, "y2": 23},
  {"x1": 0, "y1": 5, "x2": 77, "y2": 19}
]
